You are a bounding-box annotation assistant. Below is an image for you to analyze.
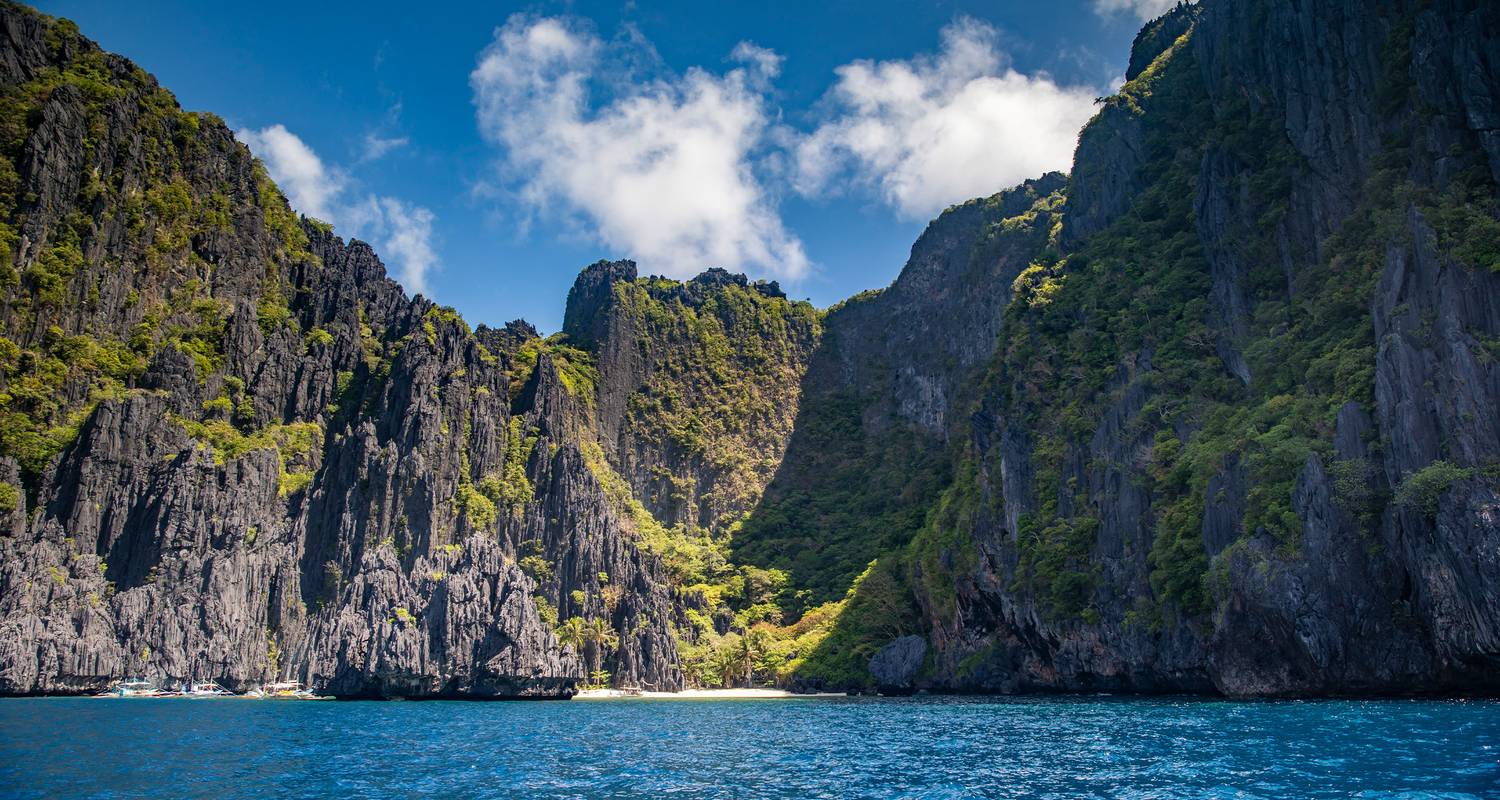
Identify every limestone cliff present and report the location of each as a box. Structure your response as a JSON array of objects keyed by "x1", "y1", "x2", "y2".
[
  {"x1": 0, "y1": 3, "x2": 681, "y2": 696},
  {"x1": 870, "y1": 0, "x2": 1500, "y2": 696},
  {"x1": 2, "y1": 0, "x2": 1499, "y2": 700}
]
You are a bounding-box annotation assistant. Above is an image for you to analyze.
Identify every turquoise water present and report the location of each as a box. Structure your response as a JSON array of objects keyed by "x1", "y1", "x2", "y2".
[{"x1": 1, "y1": 696, "x2": 1497, "y2": 798}]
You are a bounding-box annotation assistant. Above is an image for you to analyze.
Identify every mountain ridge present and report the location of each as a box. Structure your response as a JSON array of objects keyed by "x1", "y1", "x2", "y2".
[{"x1": 0, "y1": 0, "x2": 1497, "y2": 698}]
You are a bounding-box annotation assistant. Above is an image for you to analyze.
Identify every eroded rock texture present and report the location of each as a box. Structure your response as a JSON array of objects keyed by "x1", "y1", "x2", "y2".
[
  {"x1": 0, "y1": 3, "x2": 680, "y2": 697},
  {"x1": 895, "y1": 0, "x2": 1500, "y2": 697},
  {"x1": 2, "y1": 0, "x2": 1499, "y2": 701}
]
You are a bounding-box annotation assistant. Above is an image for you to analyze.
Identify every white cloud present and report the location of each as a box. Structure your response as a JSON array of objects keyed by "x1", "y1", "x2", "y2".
[
  {"x1": 793, "y1": 18, "x2": 1099, "y2": 220},
  {"x1": 236, "y1": 126, "x2": 438, "y2": 296},
  {"x1": 371, "y1": 198, "x2": 436, "y2": 294},
  {"x1": 1091, "y1": 0, "x2": 1178, "y2": 22},
  {"x1": 361, "y1": 132, "x2": 409, "y2": 161},
  {"x1": 469, "y1": 15, "x2": 809, "y2": 281},
  {"x1": 729, "y1": 41, "x2": 783, "y2": 83},
  {"x1": 236, "y1": 124, "x2": 343, "y2": 221}
]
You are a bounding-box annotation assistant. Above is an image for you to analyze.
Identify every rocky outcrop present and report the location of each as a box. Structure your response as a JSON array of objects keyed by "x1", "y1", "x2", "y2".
[
  {"x1": 1062, "y1": 100, "x2": 1145, "y2": 247},
  {"x1": 2, "y1": 0, "x2": 1499, "y2": 702},
  {"x1": 562, "y1": 261, "x2": 820, "y2": 532},
  {"x1": 868, "y1": 635, "x2": 925, "y2": 694},
  {"x1": 729, "y1": 174, "x2": 1068, "y2": 606},
  {"x1": 1126, "y1": 3, "x2": 1200, "y2": 82},
  {"x1": 892, "y1": 0, "x2": 1500, "y2": 698},
  {"x1": 0, "y1": 3, "x2": 681, "y2": 697}
]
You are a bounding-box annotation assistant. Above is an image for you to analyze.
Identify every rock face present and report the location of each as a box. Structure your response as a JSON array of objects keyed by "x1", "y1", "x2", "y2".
[
  {"x1": 884, "y1": 0, "x2": 1500, "y2": 697},
  {"x1": 562, "y1": 261, "x2": 820, "y2": 532},
  {"x1": 731, "y1": 175, "x2": 1068, "y2": 604},
  {"x1": 2, "y1": 0, "x2": 1499, "y2": 701},
  {"x1": 868, "y1": 635, "x2": 925, "y2": 694},
  {"x1": 0, "y1": 3, "x2": 679, "y2": 697}
]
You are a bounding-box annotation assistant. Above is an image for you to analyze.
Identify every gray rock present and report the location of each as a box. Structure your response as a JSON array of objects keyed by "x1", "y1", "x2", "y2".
[
  {"x1": 0, "y1": 5, "x2": 682, "y2": 697},
  {"x1": 869, "y1": 635, "x2": 926, "y2": 693}
]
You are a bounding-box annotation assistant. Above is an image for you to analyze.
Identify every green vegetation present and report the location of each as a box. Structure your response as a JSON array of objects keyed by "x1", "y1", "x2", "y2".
[
  {"x1": 505, "y1": 333, "x2": 599, "y2": 406},
  {"x1": 730, "y1": 390, "x2": 950, "y2": 612},
  {"x1": 493, "y1": 417, "x2": 537, "y2": 513},
  {"x1": 304, "y1": 327, "x2": 334, "y2": 348},
  {"x1": 711, "y1": 14, "x2": 1500, "y2": 687},
  {"x1": 534, "y1": 596, "x2": 558, "y2": 628},
  {"x1": 943, "y1": 13, "x2": 1496, "y2": 633},
  {"x1": 583, "y1": 670, "x2": 612, "y2": 690},
  {"x1": 564, "y1": 269, "x2": 986, "y2": 687},
  {"x1": 580, "y1": 436, "x2": 725, "y2": 586},
  {"x1": 911, "y1": 459, "x2": 984, "y2": 624},
  {"x1": 0, "y1": 481, "x2": 19, "y2": 514},
  {"x1": 518, "y1": 538, "x2": 554, "y2": 583},
  {"x1": 788, "y1": 558, "x2": 920, "y2": 688},
  {"x1": 0, "y1": 8, "x2": 325, "y2": 487},
  {"x1": 423, "y1": 306, "x2": 470, "y2": 343},
  {"x1": 983, "y1": 27, "x2": 1381, "y2": 621},
  {"x1": 0, "y1": 327, "x2": 142, "y2": 478},
  {"x1": 265, "y1": 628, "x2": 280, "y2": 674},
  {"x1": 698, "y1": 178, "x2": 1067, "y2": 685},
  {"x1": 456, "y1": 416, "x2": 535, "y2": 530},
  {"x1": 611, "y1": 276, "x2": 820, "y2": 530},
  {"x1": 455, "y1": 482, "x2": 499, "y2": 528},
  {"x1": 1393, "y1": 461, "x2": 1473, "y2": 517},
  {"x1": 172, "y1": 415, "x2": 322, "y2": 496},
  {"x1": 252, "y1": 161, "x2": 314, "y2": 266}
]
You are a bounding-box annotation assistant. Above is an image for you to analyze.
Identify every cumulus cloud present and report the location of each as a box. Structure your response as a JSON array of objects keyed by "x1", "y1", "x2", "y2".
[
  {"x1": 469, "y1": 15, "x2": 809, "y2": 281},
  {"x1": 1091, "y1": 0, "x2": 1179, "y2": 22},
  {"x1": 793, "y1": 18, "x2": 1099, "y2": 220},
  {"x1": 345, "y1": 196, "x2": 437, "y2": 294},
  {"x1": 236, "y1": 125, "x2": 438, "y2": 295},
  {"x1": 236, "y1": 124, "x2": 343, "y2": 221}
]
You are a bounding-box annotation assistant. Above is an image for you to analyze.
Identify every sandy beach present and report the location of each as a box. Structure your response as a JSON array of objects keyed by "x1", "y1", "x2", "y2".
[{"x1": 572, "y1": 688, "x2": 845, "y2": 700}]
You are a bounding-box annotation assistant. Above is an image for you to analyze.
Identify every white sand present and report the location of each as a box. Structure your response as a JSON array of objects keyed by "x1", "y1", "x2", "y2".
[{"x1": 572, "y1": 687, "x2": 843, "y2": 700}]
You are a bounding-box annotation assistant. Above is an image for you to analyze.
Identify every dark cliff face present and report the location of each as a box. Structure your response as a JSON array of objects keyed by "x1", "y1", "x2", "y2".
[
  {"x1": 562, "y1": 261, "x2": 820, "y2": 533},
  {"x1": 0, "y1": 3, "x2": 682, "y2": 696},
  {"x1": 891, "y1": 0, "x2": 1500, "y2": 696},
  {"x1": 2, "y1": 0, "x2": 1498, "y2": 700},
  {"x1": 730, "y1": 175, "x2": 1067, "y2": 609}
]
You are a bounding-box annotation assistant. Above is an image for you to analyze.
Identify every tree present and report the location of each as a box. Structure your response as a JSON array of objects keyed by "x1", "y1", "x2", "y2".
[
  {"x1": 744, "y1": 625, "x2": 777, "y2": 686},
  {"x1": 708, "y1": 634, "x2": 741, "y2": 688},
  {"x1": 557, "y1": 617, "x2": 587, "y2": 661},
  {"x1": 582, "y1": 617, "x2": 619, "y2": 675}
]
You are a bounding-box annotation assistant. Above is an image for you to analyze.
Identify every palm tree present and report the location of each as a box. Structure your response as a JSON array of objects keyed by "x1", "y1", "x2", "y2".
[
  {"x1": 709, "y1": 637, "x2": 740, "y2": 688},
  {"x1": 739, "y1": 632, "x2": 754, "y2": 686},
  {"x1": 583, "y1": 617, "x2": 619, "y2": 676},
  {"x1": 557, "y1": 617, "x2": 587, "y2": 663},
  {"x1": 742, "y1": 626, "x2": 774, "y2": 686}
]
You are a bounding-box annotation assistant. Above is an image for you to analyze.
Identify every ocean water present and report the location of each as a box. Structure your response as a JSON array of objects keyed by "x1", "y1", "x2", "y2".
[{"x1": 0, "y1": 695, "x2": 1497, "y2": 798}]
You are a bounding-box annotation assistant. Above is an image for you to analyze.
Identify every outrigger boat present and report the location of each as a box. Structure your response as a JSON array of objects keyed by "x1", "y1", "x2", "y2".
[
  {"x1": 248, "y1": 680, "x2": 332, "y2": 700},
  {"x1": 98, "y1": 678, "x2": 164, "y2": 697},
  {"x1": 574, "y1": 684, "x2": 647, "y2": 699},
  {"x1": 183, "y1": 681, "x2": 233, "y2": 697}
]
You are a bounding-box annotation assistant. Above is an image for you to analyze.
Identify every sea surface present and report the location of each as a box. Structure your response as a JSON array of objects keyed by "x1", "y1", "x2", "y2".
[{"x1": 1, "y1": 695, "x2": 1497, "y2": 798}]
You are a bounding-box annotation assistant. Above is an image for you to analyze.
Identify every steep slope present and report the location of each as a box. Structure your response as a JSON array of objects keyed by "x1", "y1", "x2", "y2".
[
  {"x1": 0, "y1": 3, "x2": 682, "y2": 696},
  {"x1": 2, "y1": 0, "x2": 1498, "y2": 700},
  {"x1": 558, "y1": 261, "x2": 830, "y2": 684},
  {"x1": 809, "y1": 0, "x2": 1500, "y2": 696},
  {"x1": 563, "y1": 261, "x2": 820, "y2": 536},
  {"x1": 733, "y1": 174, "x2": 1066, "y2": 609}
]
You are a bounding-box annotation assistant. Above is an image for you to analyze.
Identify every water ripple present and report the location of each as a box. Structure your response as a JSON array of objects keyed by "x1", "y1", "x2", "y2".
[{"x1": 1, "y1": 695, "x2": 1499, "y2": 798}]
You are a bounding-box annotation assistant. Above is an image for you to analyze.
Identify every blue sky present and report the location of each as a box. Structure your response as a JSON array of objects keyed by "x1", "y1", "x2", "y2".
[{"x1": 35, "y1": 0, "x2": 1171, "y2": 332}]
